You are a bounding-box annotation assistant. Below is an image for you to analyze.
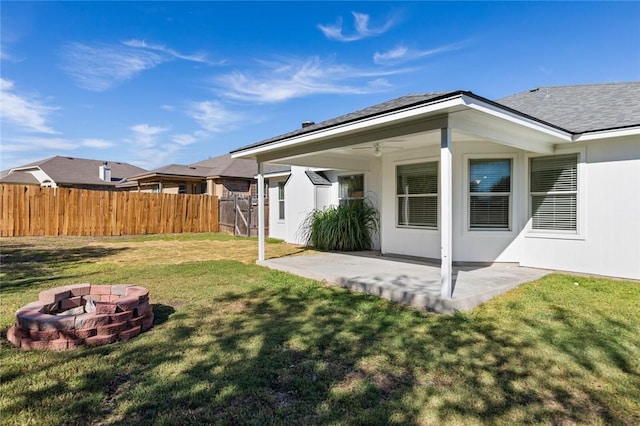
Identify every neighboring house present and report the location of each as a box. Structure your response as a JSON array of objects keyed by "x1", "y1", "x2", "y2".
[
  {"x1": 231, "y1": 82, "x2": 640, "y2": 292},
  {"x1": 0, "y1": 156, "x2": 146, "y2": 190},
  {"x1": 118, "y1": 164, "x2": 213, "y2": 195},
  {"x1": 120, "y1": 153, "x2": 288, "y2": 198}
]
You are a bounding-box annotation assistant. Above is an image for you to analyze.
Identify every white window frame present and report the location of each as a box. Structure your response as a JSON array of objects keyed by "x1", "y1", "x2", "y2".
[
  {"x1": 464, "y1": 154, "x2": 516, "y2": 232},
  {"x1": 338, "y1": 174, "x2": 365, "y2": 205},
  {"x1": 277, "y1": 181, "x2": 285, "y2": 221},
  {"x1": 395, "y1": 159, "x2": 439, "y2": 230},
  {"x1": 525, "y1": 148, "x2": 585, "y2": 240}
]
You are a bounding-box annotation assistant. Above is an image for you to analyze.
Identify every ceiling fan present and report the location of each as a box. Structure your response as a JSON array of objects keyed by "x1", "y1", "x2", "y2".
[{"x1": 351, "y1": 141, "x2": 404, "y2": 157}]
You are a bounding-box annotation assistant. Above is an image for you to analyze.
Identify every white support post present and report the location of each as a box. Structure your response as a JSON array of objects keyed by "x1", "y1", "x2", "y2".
[
  {"x1": 257, "y1": 162, "x2": 265, "y2": 262},
  {"x1": 440, "y1": 127, "x2": 453, "y2": 299}
]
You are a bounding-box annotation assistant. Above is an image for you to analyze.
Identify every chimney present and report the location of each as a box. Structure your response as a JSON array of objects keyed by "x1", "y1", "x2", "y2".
[
  {"x1": 99, "y1": 162, "x2": 112, "y2": 182},
  {"x1": 301, "y1": 120, "x2": 315, "y2": 128}
]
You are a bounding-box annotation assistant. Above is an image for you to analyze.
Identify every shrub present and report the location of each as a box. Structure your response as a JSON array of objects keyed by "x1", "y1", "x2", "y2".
[{"x1": 302, "y1": 200, "x2": 379, "y2": 251}]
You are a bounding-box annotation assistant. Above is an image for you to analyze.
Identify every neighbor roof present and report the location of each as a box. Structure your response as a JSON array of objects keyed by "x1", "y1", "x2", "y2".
[
  {"x1": 496, "y1": 82, "x2": 640, "y2": 133},
  {"x1": 190, "y1": 153, "x2": 289, "y2": 178},
  {"x1": 0, "y1": 156, "x2": 146, "y2": 186},
  {"x1": 127, "y1": 164, "x2": 216, "y2": 180},
  {"x1": 0, "y1": 171, "x2": 40, "y2": 185}
]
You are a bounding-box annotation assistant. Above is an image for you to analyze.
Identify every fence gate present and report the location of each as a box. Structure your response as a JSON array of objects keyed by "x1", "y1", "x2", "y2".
[{"x1": 218, "y1": 196, "x2": 265, "y2": 237}]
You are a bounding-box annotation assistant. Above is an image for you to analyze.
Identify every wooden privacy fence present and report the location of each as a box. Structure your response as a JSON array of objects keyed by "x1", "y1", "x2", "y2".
[
  {"x1": 219, "y1": 196, "x2": 267, "y2": 237},
  {"x1": 0, "y1": 185, "x2": 219, "y2": 237}
]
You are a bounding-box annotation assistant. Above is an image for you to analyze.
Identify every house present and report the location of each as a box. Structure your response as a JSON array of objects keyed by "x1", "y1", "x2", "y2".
[
  {"x1": 231, "y1": 82, "x2": 640, "y2": 295},
  {"x1": 0, "y1": 156, "x2": 146, "y2": 190},
  {"x1": 120, "y1": 153, "x2": 287, "y2": 197}
]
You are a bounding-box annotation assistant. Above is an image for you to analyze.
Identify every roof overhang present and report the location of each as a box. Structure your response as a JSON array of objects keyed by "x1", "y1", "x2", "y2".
[{"x1": 232, "y1": 92, "x2": 575, "y2": 165}]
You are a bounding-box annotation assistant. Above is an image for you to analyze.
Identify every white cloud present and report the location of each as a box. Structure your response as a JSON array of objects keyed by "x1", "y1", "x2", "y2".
[
  {"x1": 187, "y1": 100, "x2": 242, "y2": 132},
  {"x1": 129, "y1": 123, "x2": 169, "y2": 148},
  {"x1": 0, "y1": 136, "x2": 77, "y2": 152},
  {"x1": 129, "y1": 143, "x2": 183, "y2": 170},
  {"x1": 318, "y1": 12, "x2": 397, "y2": 42},
  {"x1": 373, "y1": 41, "x2": 467, "y2": 65},
  {"x1": 121, "y1": 39, "x2": 215, "y2": 64},
  {"x1": 171, "y1": 134, "x2": 197, "y2": 146},
  {"x1": 217, "y1": 56, "x2": 404, "y2": 103},
  {"x1": 0, "y1": 78, "x2": 59, "y2": 134},
  {"x1": 60, "y1": 42, "x2": 166, "y2": 91},
  {"x1": 60, "y1": 40, "x2": 219, "y2": 92},
  {"x1": 81, "y1": 138, "x2": 115, "y2": 149}
]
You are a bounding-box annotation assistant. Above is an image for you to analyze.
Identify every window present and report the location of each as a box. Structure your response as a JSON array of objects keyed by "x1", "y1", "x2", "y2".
[
  {"x1": 397, "y1": 162, "x2": 438, "y2": 228},
  {"x1": 469, "y1": 159, "x2": 511, "y2": 229},
  {"x1": 200, "y1": 182, "x2": 208, "y2": 194},
  {"x1": 338, "y1": 174, "x2": 364, "y2": 205},
  {"x1": 530, "y1": 154, "x2": 578, "y2": 231},
  {"x1": 178, "y1": 184, "x2": 186, "y2": 194},
  {"x1": 277, "y1": 181, "x2": 285, "y2": 220}
]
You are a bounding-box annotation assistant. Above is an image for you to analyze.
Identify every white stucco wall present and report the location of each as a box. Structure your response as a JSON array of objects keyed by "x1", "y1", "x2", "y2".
[
  {"x1": 268, "y1": 163, "x2": 383, "y2": 248},
  {"x1": 267, "y1": 135, "x2": 639, "y2": 279},
  {"x1": 267, "y1": 176, "x2": 288, "y2": 241},
  {"x1": 378, "y1": 136, "x2": 640, "y2": 279},
  {"x1": 519, "y1": 136, "x2": 640, "y2": 279}
]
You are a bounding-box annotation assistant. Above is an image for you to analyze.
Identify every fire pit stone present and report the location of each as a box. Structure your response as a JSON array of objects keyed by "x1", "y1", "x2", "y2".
[{"x1": 7, "y1": 284, "x2": 153, "y2": 351}]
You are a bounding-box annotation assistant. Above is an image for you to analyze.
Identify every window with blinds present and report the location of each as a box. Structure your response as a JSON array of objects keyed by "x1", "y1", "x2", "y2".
[
  {"x1": 469, "y1": 159, "x2": 511, "y2": 229},
  {"x1": 397, "y1": 162, "x2": 438, "y2": 228},
  {"x1": 278, "y1": 182, "x2": 285, "y2": 220},
  {"x1": 530, "y1": 154, "x2": 578, "y2": 231}
]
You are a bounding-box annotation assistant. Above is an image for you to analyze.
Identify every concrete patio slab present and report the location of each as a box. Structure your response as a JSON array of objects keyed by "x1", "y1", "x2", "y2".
[{"x1": 259, "y1": 252, "x2": 550, "y2": 313}]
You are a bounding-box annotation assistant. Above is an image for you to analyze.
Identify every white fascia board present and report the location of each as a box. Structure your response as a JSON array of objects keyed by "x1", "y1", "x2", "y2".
[
  {"x1": 572, "y1": 126, "x2": 640, "y2": 142},
  {"x1": 9, "y1": 165, "x2": 40, "y2": 173},
  {"x1": 232, "y1": 96, "x2": 467, "y2": 159},
  {"x1": 258, "y1": 171, "x2": 291, "y2": 179},
  {"x1": 10, "y1": 166, "x2": 55, "y2": 185},
  {"x1": 461, "y1": 95, "x2": 573, "y2": 141}
]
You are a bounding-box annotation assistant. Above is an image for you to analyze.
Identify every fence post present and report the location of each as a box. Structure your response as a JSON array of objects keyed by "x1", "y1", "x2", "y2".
[{"x1": 247, "y1": 197, "x2": 252, "y2": 237}]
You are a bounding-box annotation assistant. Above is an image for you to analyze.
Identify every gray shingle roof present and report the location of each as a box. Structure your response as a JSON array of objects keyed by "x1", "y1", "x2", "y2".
[
  {"x1": 128, "y1": 164, "x2": 216, "y2": 179},
  {"x1": 0, "y1": 171, "x2": 40, "y2": 185},
  {"x1": 231, "y1": 91, "x2": 463, "y2": 153},
  {"x1": 190, "y1": 153, "x2": 289, "y2": 177},
  {"x1": 496, "y1": 82, "x2": 640, "y2": 133},
  {"x1": 0, "y1": 156, "x2": 146, "y2": 186},
  {"x1": 233, "y1": 83, "x2": 639, "y2": 154}
]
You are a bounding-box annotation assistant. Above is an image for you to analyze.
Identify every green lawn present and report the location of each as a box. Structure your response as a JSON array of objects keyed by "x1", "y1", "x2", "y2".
[{"x1": 1, "y1": 234, "x2": 638, "y2": 425}]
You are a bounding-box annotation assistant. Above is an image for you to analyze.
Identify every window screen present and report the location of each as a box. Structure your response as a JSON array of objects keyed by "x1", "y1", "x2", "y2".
[
  {"x1": 469, "y1": 159, "x2": 511, "y2": 229},
  {"x1": 397, "y1": 162, "x2": 438, "y2": 227},
  {"x1": 530, "y1": 154, "x2": 578, "y2": 231}
]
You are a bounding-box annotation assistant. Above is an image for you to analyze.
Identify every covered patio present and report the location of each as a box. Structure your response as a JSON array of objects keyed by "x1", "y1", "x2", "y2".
[{"x1": 259, "y1": 252, "x2": 549, "y2": 313}]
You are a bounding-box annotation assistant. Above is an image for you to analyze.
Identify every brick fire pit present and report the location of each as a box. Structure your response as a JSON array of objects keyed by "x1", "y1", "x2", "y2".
[{"x1": 7, "y1": 284, "x2": 154, "y2": 351}]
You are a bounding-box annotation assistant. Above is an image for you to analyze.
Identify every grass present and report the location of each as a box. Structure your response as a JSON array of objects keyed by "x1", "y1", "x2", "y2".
[{"x1": 1, "y1": 233, "x2": 638, "y2": 425}]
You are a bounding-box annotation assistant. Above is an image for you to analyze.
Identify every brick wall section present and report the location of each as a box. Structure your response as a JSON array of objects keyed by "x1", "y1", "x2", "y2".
[{"x1": 7, "y1": 284, "x2": 154, "y2": 351}]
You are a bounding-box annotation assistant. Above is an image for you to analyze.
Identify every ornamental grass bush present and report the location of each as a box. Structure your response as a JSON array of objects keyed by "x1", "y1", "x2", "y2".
[{"x1": 302, "y1": 199, "x2": 379, "y2": 251}]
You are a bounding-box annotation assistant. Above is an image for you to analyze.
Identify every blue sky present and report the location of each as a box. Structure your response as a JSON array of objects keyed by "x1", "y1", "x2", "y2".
[{"x1": 1, "y1": 1, "x2": 639, "y2": 171}]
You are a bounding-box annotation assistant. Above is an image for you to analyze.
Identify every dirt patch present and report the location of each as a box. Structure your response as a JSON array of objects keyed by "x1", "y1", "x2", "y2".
[{"x1": 88, "y1": 239, "x2": 314, "y2": 266}]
